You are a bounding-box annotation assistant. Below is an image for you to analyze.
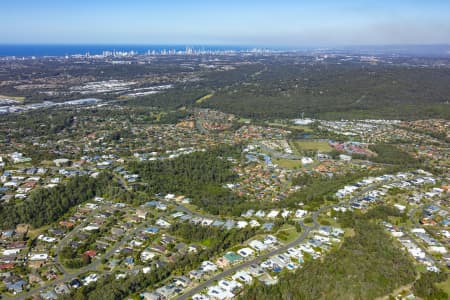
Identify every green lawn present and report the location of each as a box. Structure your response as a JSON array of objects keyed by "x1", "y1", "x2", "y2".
[
  {"x1": 436, "y1": 276, "x2": 450, "y2": 295},
  {"x1": 27, "y1": 225, "x2": 51, "y2": 239},
  {"x1": 293, "y1": 140, "x2": 332, "y2": 152},
  {"x1": 275, "y1": 225, "x2": 299, "y2": 243},
  {"x1": 267, "y1": 122, "x2": 314, "y2": 133},
  {"x1": 288, "y1": 125, "x2": 314, "y2": 132},
  {"x1": 0, "y1": 95, "x2": 25, "y2": 102},
  {"x1": 238, "y1": 117, "x2": 252, "y2": 123},
  {"x1": 201, "y1": 238, "x2": 212, "y2": 247},
  {"x1": 273, "y1": 158, "x2": 302, "y2": 169},
  {"x1": 195, "y1": 93, "x2": 214, "y2": 104}
]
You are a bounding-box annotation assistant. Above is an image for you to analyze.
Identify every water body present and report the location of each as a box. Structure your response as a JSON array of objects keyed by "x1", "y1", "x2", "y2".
[
  {"x1": 1, "y1": 44, "x2": 449, "y2": 58},
  {"x1": 0, "y1": 44, "x2": 260, "y2": 57}
]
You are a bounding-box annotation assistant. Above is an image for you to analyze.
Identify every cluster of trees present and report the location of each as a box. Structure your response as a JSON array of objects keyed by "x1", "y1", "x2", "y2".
[
  {"x1": 169, "y1": 222, "x2": 257, "y2": 272},
  {"x1": 337, "y1": 204, "x2": 408, "y2": 228},
  {"x1": 170, "y1": 222, "x2": 257, "y2": 245},
  {"x1": 63, "y1": 267, "x2": 172, "y2": 300},
  {"x1": 128, "y1": 146, "x2": 239, "y2": 194},
  {"x1": 364, "y1": 205, "x2": 408, "y2": 222},
  {"x1": 60, "y1": 246, "x2": 91, "y2": 269},
  {"x1": 129, "y1": 145, "x2": 251, "y2": 216},
  {"x1": 60, "y1": 217, "x2": 117, "y2": 269},
  {"x1": 0, "y1": 109, "x2": 75, "y2": 139},
  {"x1": 412, "y1": 271, "x2": 448, "y2": 300},
  {"x1": 241, "y1": 211, "x2": 416, "y2": 300},
  {"x1": 286, "y1": 171, "x2": 371, "y2": 210},
  {"x1": 412, "y1": 128, "x2": 450, "y2": 144},
  {"x1": 154, "y1": 109, "x2": 191, "y2": 124},
  {"x1": 123, "y1": 85, "x2": 210, "y2": 110},
  {"x1": 368, "y1": 144, "x2": 418, "y2": 166},
  {"x1": 0, "y1": 173, "x2": 127, "y2": 228}
]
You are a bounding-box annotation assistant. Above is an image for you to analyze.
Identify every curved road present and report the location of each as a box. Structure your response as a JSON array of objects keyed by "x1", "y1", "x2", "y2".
[
  {"x1": 3, "y1": 177, "x2": 410, "y2": 300},
  {"x1": 175, "y1": 178, "x2": 407, "y2": 300},
  {"x1": 3, "y1": 220, "x2": 150, "y2": 300},
  {"x1": 176, "y1": 210, "x2": 321, "y2": 300}
]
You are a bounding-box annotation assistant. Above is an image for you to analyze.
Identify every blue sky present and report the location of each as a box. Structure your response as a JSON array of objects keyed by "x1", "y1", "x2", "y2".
[{"x1": 1, "y1": 0, "x2": 450, "y2": 45}]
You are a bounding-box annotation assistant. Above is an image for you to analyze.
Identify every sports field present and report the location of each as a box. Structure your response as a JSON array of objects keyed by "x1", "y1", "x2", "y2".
[{"x1": 293, "y1": 140, "x2": 332, "y2": 152}]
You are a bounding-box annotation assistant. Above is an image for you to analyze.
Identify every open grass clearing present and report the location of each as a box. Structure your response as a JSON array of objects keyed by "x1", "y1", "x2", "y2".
[
  {"x1": 195, "y1": 93, "x2": 214, "y2": 104},
  {"x1": 293, "y1": 140, "x2": 332, "y2": 152},
  {"x1": 273, "y1": 158, "x2": 302, "y2": 169}
]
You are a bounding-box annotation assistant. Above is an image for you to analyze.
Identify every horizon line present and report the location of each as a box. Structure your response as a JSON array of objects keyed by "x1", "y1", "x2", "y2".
[{"x1": 1, "y1": 43, "x2": 449, "y2": 47}]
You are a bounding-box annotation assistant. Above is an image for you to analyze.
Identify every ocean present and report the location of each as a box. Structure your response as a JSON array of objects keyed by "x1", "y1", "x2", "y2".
[
  {"x1": 0, "y1": 44, "x2": 256, "y2": 57},
  {"x1": 1, "y1": 44, "x2": 448, "y2": 58}
]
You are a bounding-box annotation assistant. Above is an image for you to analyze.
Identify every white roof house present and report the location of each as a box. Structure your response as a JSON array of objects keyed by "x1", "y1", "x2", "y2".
[
  {"x1": 155, "y1": 219, "x2": 171, "y2": 228},
  {"x1": 201, "y1": 261, "x2": 218, "y2": 272},
  {"x1": 207, "y1": 286, "x2": 234, "y2": 300},
  {"x1": 394, "y1": 204, "x2": 406, "y2": 212},
  {"x1": 218, "y1": 279, "x2": 242, "y2": 293},
  {"x1": 255, "y1": 210, "x2": 266, "y2": 218},
  {"x1": 281, "y1": 210, "x2": 291, "y2": 218},
  {"x1": 141, "y1": 250, "x2": 157, "y2": 262},
  {"x1": 264, "y1": 235, "x2": 278, "y2": 245},
  {"x1": 295, "y1": 209, "x2": 308, "y2": 218},
  {"x1": 249, "y1": 220, "x2": 260, "y2": 228},
  {"x1": 301, "y1": 157, "x2": 314, "y2": 165},
  {"x1": 192, "y1": 294, "x2": 210, "y2": 300},
  {"x1": 37, "y1": 235, "x2": 57, "y2": 243},
  {"x1": 267, "y1": 210, "x2": 279, "y2": 218},
  {"x1": 237, "y1": 247, "x2": 255, "y2": 258},
  {"x1": 29, "y1": 253, "x2": 49, "y2": 261},
  {"x1": 83, "y1": 225, "x2": 100, "y2": 231},
  {"x1": 249, "y1": 240, "x2": 267, "y2": 251},
  {"x1": 201, "y1": 218, "x2": 214, "y2": 226},
  {"x1": 236, "y1": 221, "x2": 248, "y2": 229},
  {"x1": 82, "y1": 274, "x2": 98, "y2": 285},
  {"x1": 232, "y1": 271, "x2": 253, "y2": 284}
]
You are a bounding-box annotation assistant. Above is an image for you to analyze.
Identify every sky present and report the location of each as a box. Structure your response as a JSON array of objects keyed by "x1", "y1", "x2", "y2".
[{"x1": 1, "y1": 0, "x2": 450, "y2": 46}]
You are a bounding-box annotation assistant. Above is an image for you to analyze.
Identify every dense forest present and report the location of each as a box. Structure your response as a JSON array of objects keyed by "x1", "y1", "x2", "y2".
[
  {"x1": 198, "y1": 61, "x2": 450, "y2": 120},
  {"x1": 127, "y1": 59, "x2": 450, "y2": 121},
  {"x1": 240, "y1": 209, "x2": 417, "y2": 300},
  {"x1": 128, "y1": 147, "x2": 239, "y2": 194},
  {"x1": 0, "y1": 173, "x2": 129, "y2": 228},
  {"x1": 412, "y1": 272, "x2": 449, "y2": 300},
  {"x1": 128, "y1": 145, "x2": 250, "y2": 215},
  {"x1": 368, "y1": 144, "x2": 420, "y2": 166}
]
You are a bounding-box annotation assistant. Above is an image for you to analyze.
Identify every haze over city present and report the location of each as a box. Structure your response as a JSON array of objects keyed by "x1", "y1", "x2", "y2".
[{"x1": 1, "y1": 0, "x2": 450, "y2": 46}]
